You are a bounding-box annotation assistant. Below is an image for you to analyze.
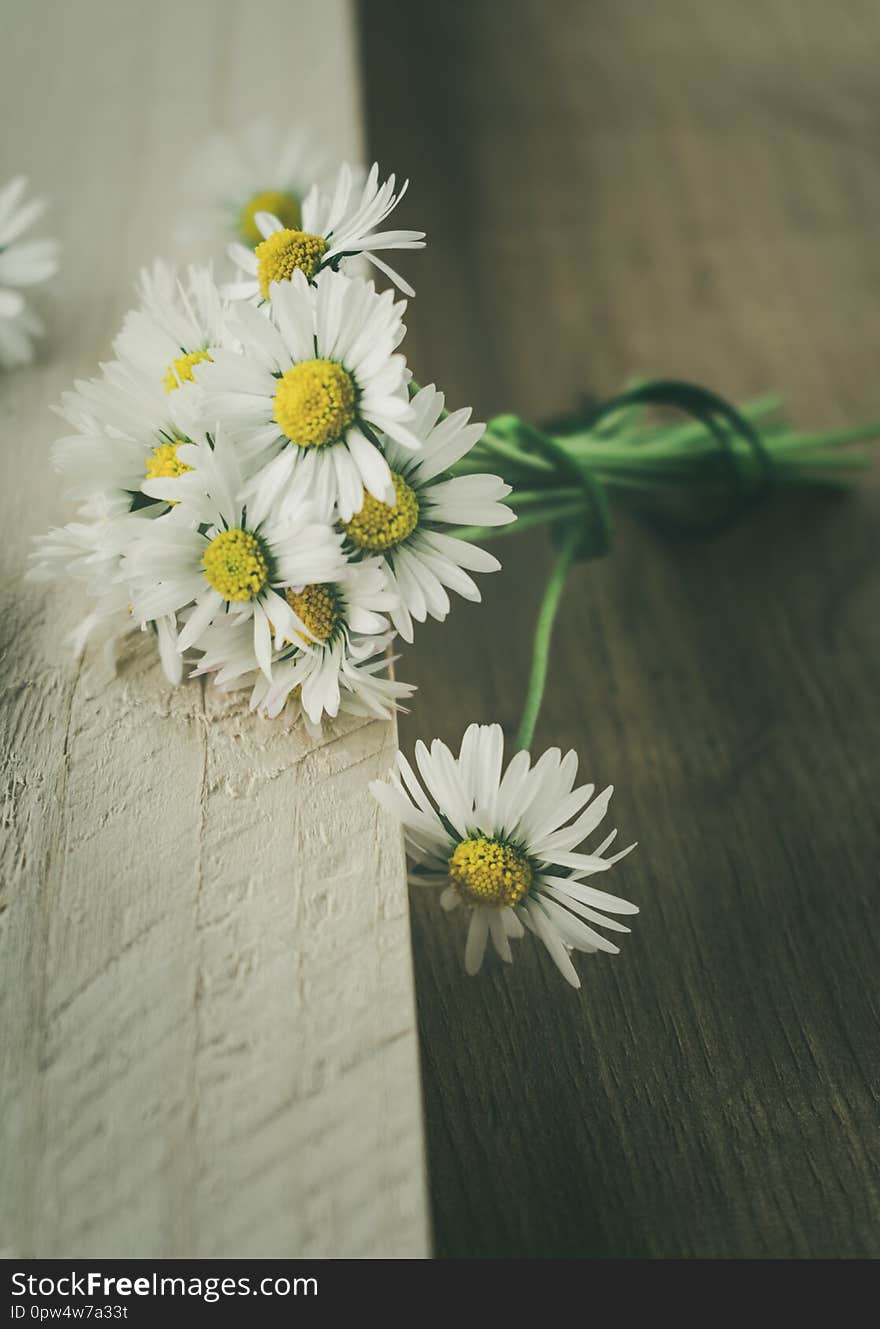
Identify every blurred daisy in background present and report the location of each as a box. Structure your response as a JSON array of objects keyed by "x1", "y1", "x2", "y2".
[
  {"x1": 372, "y1": 724, "x2": 638, "y2": 988},
  {"x1": 226, "y1": 162, "x2": 425, "y2": 300},
  {"x1": 342, "y1": 384, "x2": 515, "y2": 641},
  {"x1": 0, "y1": 176, "x2": 59, "y2": 369},
  {"x1": 179, "y1": 119, "x2": 334, "y2": 258},
  {"x1": 197, "y1": 269, "x2": 420, "y2": 519}
]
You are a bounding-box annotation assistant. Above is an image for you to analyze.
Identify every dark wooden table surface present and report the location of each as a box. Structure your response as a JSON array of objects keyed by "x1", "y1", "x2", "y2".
[{"x1": 359, "y1": 0, "x2": 880, "y2": 1258}]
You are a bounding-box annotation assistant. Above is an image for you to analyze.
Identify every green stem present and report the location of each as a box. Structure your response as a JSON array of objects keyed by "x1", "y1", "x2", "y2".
[
  {"x1": 515, "y1": 525, "x2": 582, "y2": 752},
  {"x1": 453, "y1": 409, "x2": 879, "y2": 505},
  {"x1": 507, "y1": 486, "x2": 582, "y2": 508},
  {"x1": 561, "y1": 394, "x2": 784, "y2": 451},
  {"x1": 475, "y1": 432, "x2": 554, "y2": 474}
]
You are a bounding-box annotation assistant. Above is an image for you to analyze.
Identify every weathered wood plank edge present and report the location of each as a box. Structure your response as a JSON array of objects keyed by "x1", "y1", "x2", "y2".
[{"x1": 0, "y1": 0, "x2": 429, "y2": 1260}]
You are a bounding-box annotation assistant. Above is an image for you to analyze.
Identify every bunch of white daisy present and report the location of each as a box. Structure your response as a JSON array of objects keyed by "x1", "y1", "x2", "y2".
[{"x1": 30, "y1": 139, "x2": 516, "y2": 743}]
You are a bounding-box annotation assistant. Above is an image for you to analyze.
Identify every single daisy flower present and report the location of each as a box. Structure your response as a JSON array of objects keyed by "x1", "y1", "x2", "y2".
[
  {"x1": 371, "y1": 724, "x2": 638, "y2": 988},
  {"x1": 124, "y1": 429, "x2": 346, "y2": 677},
  {"x1": 259, "y1": 642, "x2": 415, "y2": 737},
  {"x1": 52, "y1": 357, "x2": 196, "y2": 518},
  {"x1": 113, "y1": 260, "x2": 229, "y2": 397},
  {"x1": 196, "y1": 269, "x2": 421, "y2": 521},
  {"x1": 250, "y1": 558, "x2": 404, "y2": 726},
  {"x1": 180, "y1": 119, "x2": 333, "y2": 253},
  {"x1": 192, "y1": 608, "x2": 415, "y2": 738},
  {"x1": 342, "y1": 383, "x2": 516, "y2": 641},
  {"x1": 0, "y1": 176, "x2": 59, "y2": 369},
  {"x1": 226, "y1": 162, "x2": 425, "y2": 301}
]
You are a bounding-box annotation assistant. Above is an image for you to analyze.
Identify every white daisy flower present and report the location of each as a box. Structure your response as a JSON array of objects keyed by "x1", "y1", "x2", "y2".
[
  {"x1": 180, "y1": 119, "x2": 333, "y2": 254},
  {"x1": 0, "y1": 176, "x2": 59, "y2": 369},
  {"x1": 251, "y1": 558, "x2": 404, "y2": 726},
  {"x1": 263, "y1": 647, "x2": 416, "y2": 739},
  {"x1": 371, "y1": 724, "x2": 638, "y2": 988},
  {"x1": 341, "y1": 383, "x2": 516, "y2": 641},
  {"x1": 48, "y1": 266, "x2": 225, "y2": 522},
  {"x1": 192, "y1": 607, "x2": 415, "y2": 738},
  {"x1": 124, "y1": 428, "x2": 346, "y2": 678},
  {"x1": 52, "y1": 357, "x2": 195, "y2": 518},
  {"x1": 226, "y1": 162, "x2": 425, "y2": 301},
  {"x1": 196, "y1": 269, "x2": 420, "y2": 520},
  {"x1": 113, "y1": 260, "x2": 229, "y2": 397}
]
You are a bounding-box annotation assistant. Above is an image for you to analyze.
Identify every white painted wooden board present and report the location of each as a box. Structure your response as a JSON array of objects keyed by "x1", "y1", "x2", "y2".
[{"x1": 0, "y1": 0, "x2": 428, "y2": 1259}]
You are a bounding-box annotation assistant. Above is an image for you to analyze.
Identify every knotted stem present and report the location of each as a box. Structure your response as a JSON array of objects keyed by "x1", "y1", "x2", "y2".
[{"x1": 484, "y1": 378, "x2": 880, "y2": 749}]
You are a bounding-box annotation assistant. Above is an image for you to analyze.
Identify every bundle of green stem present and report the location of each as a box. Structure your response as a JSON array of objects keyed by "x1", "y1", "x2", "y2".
[
  {"x1": 445, "y1": 378, "x2": 878, "y2": 750},
  {"x1": 453, "y1": 380, "x2": 878, "y2": 556}
]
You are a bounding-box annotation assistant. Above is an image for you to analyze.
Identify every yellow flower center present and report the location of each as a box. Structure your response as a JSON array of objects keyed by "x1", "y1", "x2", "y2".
[
  {"x1": 256, "y1": 228, "x2": 327, "y2": 298},
  {"x1": 343, "y1": 471, "x2": 420, "y2": 551},
  {"x1": 144, "y1": 440, "x2": 192, "y2": 482},
  {"x1": 285, "y1": 583, "x2": 340, "y2": 643},
  {"x1": 163, "y1": 349, "x2": 212, "y2": 393},
  {"x1": 273, "y1": 359, "x2": 356, "y2": 448},
  {"x1": 239, "y1": 189, "x2": 302, "y2": 246},
  {"x1": 202, "y1": 528, "x2": 268, "y2": 602},
  {"x1": 448, "y1": 837, "x2": 533, "y2": 908}
]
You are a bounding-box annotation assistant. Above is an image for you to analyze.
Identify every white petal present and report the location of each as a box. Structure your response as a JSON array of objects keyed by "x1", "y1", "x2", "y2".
[{"x1": 464, "y1": 908, "x2": 490, "y2": 975}]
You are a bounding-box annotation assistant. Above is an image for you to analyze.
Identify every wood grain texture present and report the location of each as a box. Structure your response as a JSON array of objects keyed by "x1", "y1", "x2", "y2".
[
  {"x1": 0, "y1": 0, "x2": 427, "y2": 1259},
  {"x1": 360, "y1": 0, "x2": 880, "y2": 1258}
]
